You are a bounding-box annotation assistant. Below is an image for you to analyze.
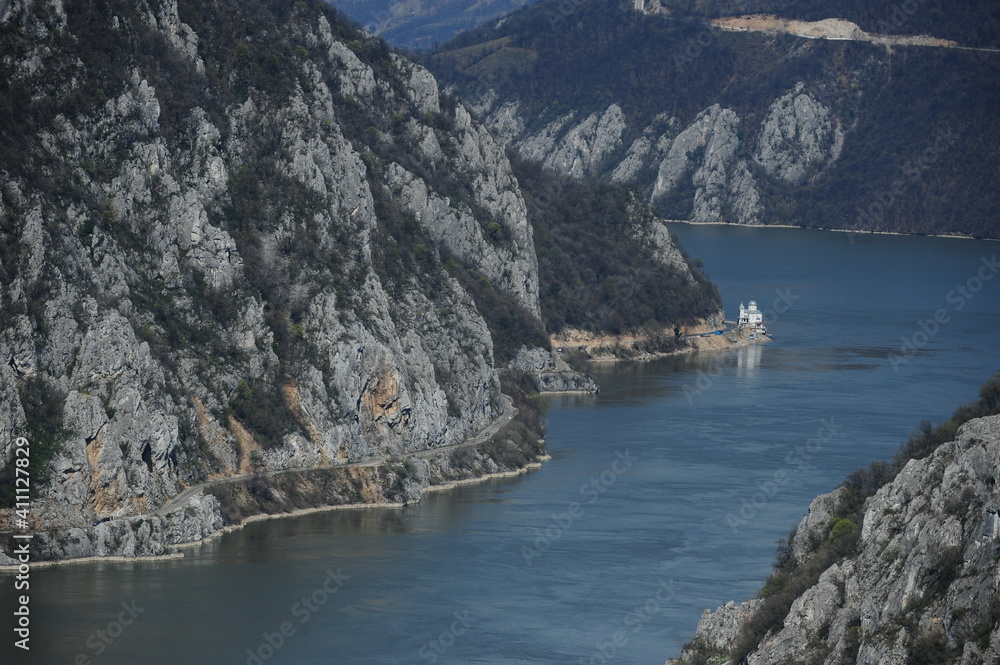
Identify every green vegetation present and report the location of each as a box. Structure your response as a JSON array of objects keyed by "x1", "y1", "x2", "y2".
[
  {"x1": 445, "y1": 255, "x2": 550, "y2": 364},
  {"x1": 725, "y1": 372, "x2": 1000, "y2": 662},
  {"x1": 510, "y1": 151, "x2": 720, "y2": 334},
  {"x1": 228, "y1": 379, "x2": 303, "y2": 449},
  {"x1": 0, "y1": 377, "x2": 71, "y2": 507},
  {"x1": 484, "y1": 370, "x2": 547, "y2": 466}
]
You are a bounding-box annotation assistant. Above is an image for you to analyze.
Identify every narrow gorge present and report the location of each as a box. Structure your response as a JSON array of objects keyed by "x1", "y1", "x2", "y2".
[{"x1": 0, "y1": 0, "x2": 717, "y2": 563}]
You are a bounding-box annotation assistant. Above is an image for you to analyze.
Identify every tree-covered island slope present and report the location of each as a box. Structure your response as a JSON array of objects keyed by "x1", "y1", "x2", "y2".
[
  {"x1": 425, "y1": 0, "x2": 1000, "y2": 238},
  {"x1": 0, "y1": 0, "x2": 718, "y2": 562}
]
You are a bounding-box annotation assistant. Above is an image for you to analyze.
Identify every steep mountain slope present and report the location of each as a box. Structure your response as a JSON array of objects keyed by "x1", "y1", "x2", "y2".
[
  {"x1": 669, "y1": 374, "x2": 1000, "y2": 665},
  {"x1": 0, "y1": 0, "x2": 718, "y2": 561},
  {"x1": 427, "y1": 0, "x2": 1000, "y2": 237},
  {"x1": 327, "y1": 0, "x2": 538, "y2": 50}
]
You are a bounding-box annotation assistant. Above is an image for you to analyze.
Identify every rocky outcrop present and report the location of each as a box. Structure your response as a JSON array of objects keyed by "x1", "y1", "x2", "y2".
[
  {"x1": 0, "y1": 0, "x2": 550, "y2": 557},
  {"x1": 15, "y1": 426, "x2": 546, "y2": 563},
  {"x1": 754, "y1": 82, "x2": 839, "y2": 184},
  {"x1": 727, "y1": 160, "x2": 763, "y2": 226},
  {"x1": 509, "y1": 346, "x2": 554, "y2": 373},
  {"x1": 509, "y1": 346, "x2": 599, "y2": 393},
  {"x1": 668, "y1": 414, "x2": 1000, "y2": 665},
  {"x1": 481, "y1": 83, "x2": 846, "y2": 226},
  {"x1": 678, "y1": 599, "x2": 763, "y2": 660},
  {"x1": 531, "y1": 371, "x2": 600, "y2": 393},
  {"x1": 518, "y1": 104, "x2": 628, "y2": 178},
  {"x1": 610, "y1": 114, "x2": 677, "y2": 185},
  {"x1": 386, "y1": 103, "x2": 542, "y2": 319},
  {"x1": 27, "y1": 494, "x2": 224, "y2": 562},
  {"x1": 641, "y1": 221, "x2": 697, "y2": 283}
]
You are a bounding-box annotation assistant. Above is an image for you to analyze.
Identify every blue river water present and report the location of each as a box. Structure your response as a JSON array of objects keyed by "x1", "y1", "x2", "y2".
[{"x1": 3, "y1": 225, "x2": 999, "y2": 665}]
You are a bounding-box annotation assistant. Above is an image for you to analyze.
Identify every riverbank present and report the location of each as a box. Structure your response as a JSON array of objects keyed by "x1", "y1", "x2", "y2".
[
  {"x1": 664, "y1": 218, "x2": 995, "y2": 242},
  {"x1": 0, "y1": 389, "x2": 547, "y2": 569},
  {"x1": 552, "y1": 320, "x2": 768, "y2": 365},
  {"x1": 0, "y1": 455, "x2": 551, "y2": 571},
  {"x1": 16, "y1": 225, "x2": 1000, "y2": 665}
]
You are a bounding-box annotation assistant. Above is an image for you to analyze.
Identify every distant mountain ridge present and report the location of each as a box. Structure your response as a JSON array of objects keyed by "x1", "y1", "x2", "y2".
[
  {"x1": 425, "y1": 0, "x2": 1000, "y2": 238},
  {"x1": 325, "y1": 0, "x2": 538, "y2": 50}
]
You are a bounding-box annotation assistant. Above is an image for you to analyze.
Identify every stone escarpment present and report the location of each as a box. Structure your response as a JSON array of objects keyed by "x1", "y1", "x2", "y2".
[
  {"x1": 668, "y1": 414, "x2": 1000, "y2": 665},
  {"x1": 508, "y1": 346, "x2": 598, "y2": 393},
  {"x1": 0, "y1": 430, "x2": 544, "y2": 564},
  {"x1": 0, "y1": 0, "x2": 549, "y2": 558},
  {"x1": 476, "y1": 84, "x2": 841, "y2": 226}
]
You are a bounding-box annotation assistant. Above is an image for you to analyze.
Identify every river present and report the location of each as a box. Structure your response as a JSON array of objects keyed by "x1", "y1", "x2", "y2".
[{"x1": 3, "y1": 225, "x2": 999, "y2": 665}]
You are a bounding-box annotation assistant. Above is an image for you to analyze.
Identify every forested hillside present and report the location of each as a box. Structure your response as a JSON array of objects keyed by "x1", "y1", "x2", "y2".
[
  {"x1": 326, "y1": 0, "x2": 537, "y2": 50},
  {"x1": 427, "y1": 0, "x2": 1000, "y2": 237}
]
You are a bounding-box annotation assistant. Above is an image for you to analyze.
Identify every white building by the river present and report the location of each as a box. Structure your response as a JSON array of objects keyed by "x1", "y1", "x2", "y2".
[{"x1": 738, "y1": 301, "x2": 765, "y2": 332}]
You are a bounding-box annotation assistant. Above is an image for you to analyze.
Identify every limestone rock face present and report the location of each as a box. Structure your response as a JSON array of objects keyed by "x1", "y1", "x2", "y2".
[
  {"x1": 518, "y1": 104, "x2": 627, "y2": 178},
  {"x1": 509, "y1": 346, "x2": 554, "y2": 373},
  {"x1": 642, "y1": 223, "x2": 697, "y2": 284},
  {"x1": 651, "y1": 104, "x2": 741, "y2": 218},
  {"x1": 668, "y1": 415, "x2": 1000, "y2": 665},
  {"x1": 488, "y1": 100, "x2": 526, "y2": 145},
  {"x1": 754, "y1": 82, "x2": 839, "y2": 184},
  {"x1": 728, "y1": 160, "x2": 763, "y2": 225},
  {"x1": 0, "y1": 0, "x2": 548, "y2": 555},
  {"x1": 507, "y1": 346, "x2": 599, "y2": 393},
  {"x1": 678, "y1": 600, "x2": 764, "y2": 659},
  {"x1": 30, "y1": 493, "x2": 224, "y2": 561},
  {"x1": 531, "y1": 371, "x2": 599, "y2": 393},
  {"x1": 610, "y1": 114, "x2": 677, "y2": 185},
  {"x1": 391, "y1": 54, "x2": 441, "y2": 115},
  {"x1": 479, "y1": 81, "x2": 848, "y2": 226}
]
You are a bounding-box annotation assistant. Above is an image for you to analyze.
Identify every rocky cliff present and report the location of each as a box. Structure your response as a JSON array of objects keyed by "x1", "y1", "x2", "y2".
[
  {"x1": 476, "y1": 82, "x2": 842, "y2": 227},
  {"x1": 0, "y1": 0, "x2": 719, "y2": 562},
  {"x1": 668, "y1": 414, "x2": 1000, "y2": 665},
  {"x1": 0, "y1": 0, "x2": 548, "y2": 557},
  {"x1": 427, "y1": 0, "x2": 1000, "y2": 237}
]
